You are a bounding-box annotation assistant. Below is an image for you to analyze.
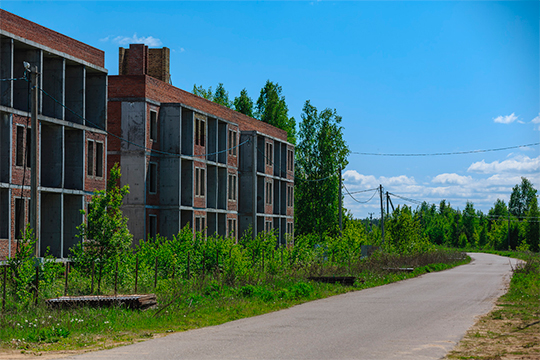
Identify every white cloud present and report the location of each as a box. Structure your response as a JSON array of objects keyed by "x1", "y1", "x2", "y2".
[
  {"x1": 467, "y1": 155, "x2": 540, "y2": 174},
  {"x1": 532, "y1": 113, "x2": 540, "y2": 131},
  {"x1": 342, "y1": 166, "x2": 540, "y2": 219},
  {"x1": 103, "y1": 33, "x2": 163, "y2": 47},
  {"x1": 343, "y1": 170, "x2": 416, "y2": 189},
  {"x1": 432, "y1": 173, "x2": 472, "y2": 185},
  {"x1": 493, "y1": 113, "x2": 518, "y2": 124}
]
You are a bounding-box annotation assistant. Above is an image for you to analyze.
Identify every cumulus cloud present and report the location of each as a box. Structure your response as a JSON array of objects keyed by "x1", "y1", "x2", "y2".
[
  {"x1": 532, "y1": 113, "x2": 540, "y2": 130},
  {"x1": 493, "y1": 113, "x2": 518, "y2": 124},
  {"x1": 343, "y1": 170, "x2": 416, "y2": 189},
  {"x1": 467, "y1": 155, "x2": 540, "y2": 174},
  {"x1": 342, "y1": 166, "x2": 540, "y2": 218},
  {"x1": 432, "y1": 173, "x2": 472, "y2": 185},
  {"x1": 102, "y1": 33, "x2": 163, "y2": 47}
]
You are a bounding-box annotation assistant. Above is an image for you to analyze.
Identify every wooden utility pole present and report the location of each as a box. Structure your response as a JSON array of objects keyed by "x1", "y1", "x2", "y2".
[
  {"x1": 338, "y1": 167, "x2": 342, "y2": 236},
  {"x1": 507, "y1": 214, "x2": 510, "y2": 249},
  {"x1": 30, "y1": 66, "x2": 39, "y2": 257},
  {"x1": 380, "y1": 185, "x2": 384, "y2": 244}
]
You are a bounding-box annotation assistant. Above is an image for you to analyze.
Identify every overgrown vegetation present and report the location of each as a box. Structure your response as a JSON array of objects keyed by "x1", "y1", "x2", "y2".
[
  {"x1": 1, "y1": 241, "x2": 467, "y2": 353},
  {"x1": 0, "y1": 165, "x2": 469, "y2": 352}
]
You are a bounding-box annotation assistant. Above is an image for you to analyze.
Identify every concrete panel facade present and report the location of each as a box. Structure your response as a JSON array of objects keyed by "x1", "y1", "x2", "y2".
[{"x1": 0, "y1": 10, "x2": 107, "y2": 259}]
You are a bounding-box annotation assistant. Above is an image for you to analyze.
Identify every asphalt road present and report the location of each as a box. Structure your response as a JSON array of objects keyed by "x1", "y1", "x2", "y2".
[{"x1": 61, "y1": 253, "x2": 518, "y2": 360}]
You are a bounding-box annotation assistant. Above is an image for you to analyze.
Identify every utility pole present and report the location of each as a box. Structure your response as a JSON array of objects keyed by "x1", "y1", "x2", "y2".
[
  {"x1": 338, "y1": 167, "x2": 342, "y2": 237},
  {"x1": 30, "y1": 65, "x2": 39, "y2": 257},
  {"x1": 507, "y1": 214, "x2": 510, "y2": 250},
  {"x1": 379, "y1": 184, "x2": 384, "y2": 245},
  {"x1": 368, "y1": 212, "x2": 374, "y2": 232},
  {"x1": 386, "y1": 191, "x2": 390, "y2": 216}
]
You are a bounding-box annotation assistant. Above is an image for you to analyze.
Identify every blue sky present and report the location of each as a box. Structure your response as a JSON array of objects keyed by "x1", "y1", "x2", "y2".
[{"x1": 2, "y1": 1, "x2": 538, "y2": 218}]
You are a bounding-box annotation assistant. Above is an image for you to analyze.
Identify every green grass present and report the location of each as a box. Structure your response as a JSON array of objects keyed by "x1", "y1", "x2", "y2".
[{"x1": 1, "y1": 251, "x2": 470, "y2": 354}]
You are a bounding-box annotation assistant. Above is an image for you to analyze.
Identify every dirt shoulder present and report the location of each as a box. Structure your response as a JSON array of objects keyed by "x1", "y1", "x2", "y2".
[{"x1": 445, "y1": 254, "x2": 540, "y2": 360}]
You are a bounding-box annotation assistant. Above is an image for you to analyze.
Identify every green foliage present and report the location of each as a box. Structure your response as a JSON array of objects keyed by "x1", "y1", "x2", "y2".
[
  {"x1": 192, "y1": 84, "x2": 213, "y2": 100},
  {"x1": 233, "y1": 88, "x2": 254, "y2": 117},
  {"x1": 255, "y1": 80, "x2": 296, "y2": 144},
  {"x1": 401, "y1": 177, "x2": 538, "y2": 253},
  {"x1": 295, "y1": 100, "x2": 349, "y2": 237},
  {"x1": 73, "y1": 164, "x2": 132, "y2": 289},
  {"x1": 522, "y1": 196, "x2": 539, "y2": 252},
  {"x1": 7, "y1": 225, "x2": 36, "y2": 308},
  {"x1": 213, "y1": 83, "x2": 232, "y2": 108},
  {"x1": 192, "y1": 83, "x2": 232, "y2": 109},
  {"x1": 385, "y1": 206, "x2": 434, "y2": 254},
  {"x1": 509, "y1": 177, "x2": 538, "y2": 219}
]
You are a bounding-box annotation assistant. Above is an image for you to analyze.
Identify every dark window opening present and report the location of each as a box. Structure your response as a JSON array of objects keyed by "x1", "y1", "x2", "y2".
[
  {"x1": 150, "y1": 111, "x2": 158, "y2": 141},
  {"x1": 87, "y1": 140, "x2": 94, "y2": 176},
  {"x1": 96, "y1": 142, "x2": 103, "y2": 177}
]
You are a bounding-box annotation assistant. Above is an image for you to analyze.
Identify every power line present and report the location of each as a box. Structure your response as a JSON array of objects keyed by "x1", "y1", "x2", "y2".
[
  {"x1": 255, "y1": 146, "x2": 336, "y2": 182},
  {"x1": 0, "y1": 76, "x2": 27, "y2": 82},
  {"x1": 343, "y1": 183, "x2": 378, "y2": 204},
  {"x1": 386, "y1": 191, "x2": 540, "y2": 223},
  {"x1": 347, "y1": 187, "x2": 379, "y2": 195},
  {"x1": 351, "y1": 142, "x2": 540, "y2": 157},
  {"x1": 37, "y1": 86, "x2": 249, "y2": 158}
]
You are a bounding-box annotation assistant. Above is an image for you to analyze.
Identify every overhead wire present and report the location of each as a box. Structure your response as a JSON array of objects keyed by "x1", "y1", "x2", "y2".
[
  {"x1": 351, "y1": 142, "x2": 540, "y2": 157},
  {"x1": 37, "y1": 86, "x2": 249, "y2": 158},
  {"x1": 255, "y1": 145, "x2": 336, "y2": 182},
  {"x1": 343, "y1": 183, "x2": 378, "y2": 204},
  {"x1": 385, "y1": 191, "x2": 540, "y2": 223}
]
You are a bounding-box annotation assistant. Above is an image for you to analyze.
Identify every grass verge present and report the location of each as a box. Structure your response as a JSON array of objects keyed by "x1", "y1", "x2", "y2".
[
  {"x1": 1, "y1": 251, "x2": 469, "y2": 357},
  {"x1": 445, "y1": 251, "x2": 540, "y2": 360}
]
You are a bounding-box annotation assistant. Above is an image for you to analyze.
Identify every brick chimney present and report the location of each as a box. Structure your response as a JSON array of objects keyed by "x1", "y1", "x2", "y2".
[{"x1": 119, "y1": 44, "x2": 171, "y2": 83}]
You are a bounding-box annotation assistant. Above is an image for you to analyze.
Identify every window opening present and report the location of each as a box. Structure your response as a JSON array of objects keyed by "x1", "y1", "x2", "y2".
[
  {"x1": 15, "y1": 198, "x2": 25, "y2": 239},
  {"x1": 150, "y1": 110, "x2": 158, "y2": 141},
  {"x1": 195, "y1": 117, "x2": 205, "y2": 146},
  {"x1": 96, "y1": 142, "x2": 103, "y2": 177},
  {"x1": 288, "y1": 149, "x2": 294, "y2": 171},
  {"x1": 149, "y1": 162, "x2": 157, "y2": 194},
  {"x1": 228, "y1": 174, "x2": 237, "y2": 201},
  {"x1": 87, "y1": 140, "x2": 94, "y2": 176},
  {"x1": 265, "y1": 181, "x2": 273, "y2": 205},
  {"x1": 228, "y1": 129, "x2": 237, "y2": 156},
  {"x1": 149, "y1": 214, "x2": 157, "y2": 240},
  {"x1": 265, "y1": 142, "x2": 273, "y2": 166}
]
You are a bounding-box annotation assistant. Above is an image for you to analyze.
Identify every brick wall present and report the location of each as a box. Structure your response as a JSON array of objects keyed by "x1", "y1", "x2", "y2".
[
  {"x1": 84, "y1": 132, "x2": 107, "y2": 192},
  {"x1": 0, "y1": 9, "x2": 104, "y2": 68}
]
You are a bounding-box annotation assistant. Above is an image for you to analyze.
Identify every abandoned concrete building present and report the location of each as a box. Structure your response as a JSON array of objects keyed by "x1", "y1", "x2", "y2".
[
  {"x1": 0, "y1": 10, "x2": 107, "y2": 259},
  {"x1": 109, "y1": 44, "x2": 294, "y2": 245},
  {"x1": 0, "y1": 10, "x2": 294, "y2": 260}
]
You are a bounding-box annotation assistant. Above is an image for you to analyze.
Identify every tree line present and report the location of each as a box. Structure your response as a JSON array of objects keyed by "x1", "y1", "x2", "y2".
[{"x1": 192, "y1": 81, "x2": 539, "y2": 253}]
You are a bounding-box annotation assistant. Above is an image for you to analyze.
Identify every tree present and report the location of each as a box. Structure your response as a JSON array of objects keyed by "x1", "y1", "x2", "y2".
[
  {"x1": 75, "y1": 164, "x2": 132, "y2": 289},
  {"x1": 509, "y1": 177, "x2": 538, "y2": 219},
  {"x1": 295, "y1": 100, "x2": 349, "y2": 238},
  {"x1": 213, "y1": 83, "x2": 232, "y2": 108},
  {"x1": 462, "y1": 201, "x2": 478, "y2": 246},
  {"x1": 233, "y1": 88, "x2": 254, "y2": 117},
  {"x1": 255, "y1": 80, "x2": 296, "y2": 144},
  {"x1": 192, "y1": 84, "x2": 213, "y2": 100},
  {"x1": 523, "y1": 196, "x2": 539, "y2": 252}
]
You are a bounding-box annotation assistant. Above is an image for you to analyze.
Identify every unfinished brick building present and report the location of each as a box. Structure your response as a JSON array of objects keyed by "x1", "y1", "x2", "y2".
[
  {"x1": 0, "y1": 10, "x2": 107, "y2": 259},
  {"x1": 109, "y1": 44, "x2": 294, "y2": 245}
]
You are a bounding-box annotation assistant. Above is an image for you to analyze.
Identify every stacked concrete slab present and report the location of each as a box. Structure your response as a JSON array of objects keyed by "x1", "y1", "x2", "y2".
[{"x1": 0, "y1": 9, "x2": 108, "y2": 259}]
